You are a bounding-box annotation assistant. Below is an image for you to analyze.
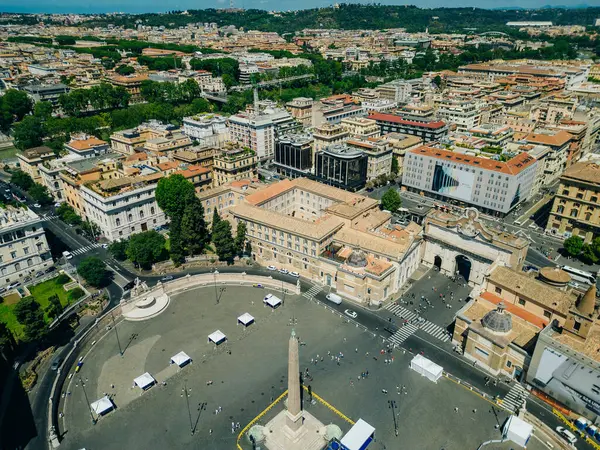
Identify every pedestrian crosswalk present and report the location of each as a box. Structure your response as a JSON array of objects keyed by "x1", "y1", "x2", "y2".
[
  {"x1": 70, "y1": 243, "x2": 103, "y2": 256},
  {"x1": 384, "y1": 302, "x2": 451, "y2": 343},
  {"x1": 302, "y1": 285, "x2": 322, "y2": 300},
  {"x1": 389, "y1": 323, "x2": 419, "y2": 346},
  {"x1": 41, "y1": 214, "x2": 58, "y2": 220},
  {"x1": 501, "y1": 383, "x2": 529, "y2": 413}
]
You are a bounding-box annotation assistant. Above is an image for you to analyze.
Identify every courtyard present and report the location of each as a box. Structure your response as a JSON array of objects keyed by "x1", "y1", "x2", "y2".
[{"x1": 58, "y1": 284, "x2": 510, "y2": 450}]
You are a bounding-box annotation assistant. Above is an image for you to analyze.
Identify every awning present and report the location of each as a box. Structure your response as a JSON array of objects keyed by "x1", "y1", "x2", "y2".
[
  {"x1": 238, "y1": 313, "x2": 255, "y2": 326},
  {"x1": 170, "y1": 351, "x2": 192, "y2": 367},
  {"x1": 264, "y1": 294, "x2": 282, "y2": 308},
  {"x1": 340, "y1": 418, "x2": 375, "y2": 450},
  {"x1": 134, "y1": 372, "x2": 155, "y2": 390},
  {"x1": 410, "y1": 354, "x2": 443, "y2": 383},
  {"x1": 90, "y1": 395, "x2": 113, "y2": 416},
  {"x1": 208, "y1": 330, "x2": 227, "y2": 344}
]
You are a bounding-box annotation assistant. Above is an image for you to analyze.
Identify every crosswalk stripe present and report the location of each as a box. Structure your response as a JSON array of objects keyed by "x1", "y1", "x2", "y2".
[
  {"x1": 302, "y1": 285, "x2": 322, "y2": 299},
  {"x1": 389, "y1": 324, "x2": 419, "y2": 345},
  {"x1": 501, "y1": 383, "x2": 529, "y2": 412},
  {"x1": 384, "y1": 302, "x2": 451, "y2": 343}
]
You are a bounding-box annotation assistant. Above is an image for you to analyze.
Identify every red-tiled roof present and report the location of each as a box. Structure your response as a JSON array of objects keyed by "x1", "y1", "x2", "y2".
[
  {"x1": 480, "y1": 291, "x2": 546, "y2": 329},
  {"x1": 368, "y1": 113, "x2": 447, "y2": 130}
]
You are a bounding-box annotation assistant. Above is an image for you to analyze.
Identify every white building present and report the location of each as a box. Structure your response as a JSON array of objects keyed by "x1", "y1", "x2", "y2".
[
  {"x1": 0, "y1": 207, "x2": 53, "y2": 288},
  {"x1": 80, "y1": 175, "x2": 167, "y2": 242},
  {"x1": 436, "y1": 100, "x2": 482, "y2": 132},
  {"x1": 182, "y1": 114, "x2": 229, "y2": 143}
]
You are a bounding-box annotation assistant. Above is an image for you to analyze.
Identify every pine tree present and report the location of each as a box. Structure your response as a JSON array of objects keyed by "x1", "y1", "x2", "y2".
[
  {"x1": 211, "y1": 208, "x2": 222, "y2": 237},
  {"x1": 234, "y1": 222, "x2": 247, "y2": 256},
  {"x1": 181, "y1": 198, "x2": 208, "y2": 255},
  {"x1": 212, "y1": 220, "x2": 235, "y2": 263}
]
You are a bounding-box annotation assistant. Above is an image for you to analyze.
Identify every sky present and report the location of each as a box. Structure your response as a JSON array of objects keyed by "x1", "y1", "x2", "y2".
[{"x1": 2, "y1": 0, "x2": 600, "y2": 14}]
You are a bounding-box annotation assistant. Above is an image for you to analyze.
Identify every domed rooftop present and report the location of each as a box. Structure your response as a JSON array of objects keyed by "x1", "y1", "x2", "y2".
[
  {"x1": 481, "y1": 303, "x2": 512, "y2": 334},
  {"x1": 347, "y1": 250, "x2": 367, "y2": 268},
  {"x1": 539, "y1": 266, "x2": 571, "y2": 285}
]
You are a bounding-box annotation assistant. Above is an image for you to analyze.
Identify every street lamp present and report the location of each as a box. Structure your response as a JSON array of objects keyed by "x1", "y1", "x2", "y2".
[
  {"x1": 78, "y1": 376, "x2": 97, "y2": 425},
  {"x1": 388, "y1": 400, "x2": 398, "y2": 437},
  {"x1": 110, "y1": 310, "x2": 123, "y2": 357},
  {"x1": 181, "y1": 382, "x2": 194, "y2": 435},
  {"x1": 213, "y1": 269, "x2": 219, "y2": 304}
]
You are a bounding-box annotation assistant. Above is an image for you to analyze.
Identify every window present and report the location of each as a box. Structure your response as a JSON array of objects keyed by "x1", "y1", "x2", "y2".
[
  {"x1": 543, "y1": 310, "x2": 551, "y2": 319},
  {"x1": 10, "y1": 251, "x2": 16, "y2": 259},
  {"x1": 518, "y1": 298, "x2": 526, "y2": 306},
  {"x1": 474, "y1": 347, "x2": 489, "y2": 359},
  {"x1": 494, "y1": 287, "x2": 502, "y2": 295},
  {"x1": 574, "y1": 321, "x2": 581, "y2": 331},
  {"x1": 23, "y1": 247, "x2": 29, "y2": 255},
  {"x1": 506, "y1": 360, "x2": 512, "y2": 368}
]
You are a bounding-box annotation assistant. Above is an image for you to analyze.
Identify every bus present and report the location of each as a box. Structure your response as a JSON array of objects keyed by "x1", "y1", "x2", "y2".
[{"x1": 561, "y1": 265, "x2": 597, "y2": 285}]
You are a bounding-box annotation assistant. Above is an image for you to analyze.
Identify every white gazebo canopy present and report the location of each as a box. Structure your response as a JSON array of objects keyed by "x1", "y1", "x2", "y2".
[
  {"x1": 134, "y1": 372, "x2": 156, "y2": 390},
  {"x1": 410, "y1": 354, "x2": 443, "y2": 383},
  {"x1": 170, "y1": 351, "x2": 192, "y2": 367},
  {"x1": 264, "y1": 294, "x2": 282, "y2": 308},
  {"x1": 238, "y1": 313, "x2": 255, "y2": 326},
  {"x1": 90, "y1": 395, "x2": 113, "y2": 416},
  {"x1": 208, "y1": 330, "x2": 227, "y2": 345}
]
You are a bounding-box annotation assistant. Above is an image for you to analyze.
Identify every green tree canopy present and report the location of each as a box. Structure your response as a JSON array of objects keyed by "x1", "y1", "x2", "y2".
[
  {"x1": 564, "y1": 235, "x2": 584, "y2": 257},
  {"x1": 13, "y1": 116, "x2": 44, "y2": 150},
  {"x1": 29, "y1": 183, "x2": 53, "y2": 205},
  {"x1": 45, "y1": 294, "x2": 63, "y2": 320},
  {"x1": 13, "y1": 297, "x2": 46, "y2": 343},
  {"x1": 212, "y1": 220, "x2": 235, "y2": 263},
  {"x1": 108, "y1": 239, "x2": 129, "y2": 261},
  {"x1": 234, "y1": 221, "x2": 247, "y2": 256},
  {"x1": 115, "y1": 64, "x2": 135, "y2": 75},
  {"x1": 10, "y1": 169, "x2": 34, "y2": 191},
  {"x1": 126, "y1": 230, "x2": 166, "y2": 269},
  {"x1": 34, "y1": 101, "x2": 53, "y2": 120},
  {"x1": 211, "y1": 208, "x2": 221, "y2": 235},
  {"x1": 77, "y1": 256, "x2": 109, "y2": 287},
  {"x1": 180, "y1": 198, "x2": 208, "y2": 256},
  {"x1": 155, "y1": 174, "x2": 196, "y2": 219},
  {"x1": 2, "y1": 89, "x2": 33, "y2": 121},
  {"x1": 381, "y1": 188, "x2": 402, "y2": 213},
  {"x1": 581, "y1": 244, "x2": 599, "y2": 265}
]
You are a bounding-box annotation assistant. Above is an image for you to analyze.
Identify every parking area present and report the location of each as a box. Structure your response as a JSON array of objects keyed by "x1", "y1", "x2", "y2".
[{"x1": 59, "y1": 283, "x2": 509, "y2": 450}]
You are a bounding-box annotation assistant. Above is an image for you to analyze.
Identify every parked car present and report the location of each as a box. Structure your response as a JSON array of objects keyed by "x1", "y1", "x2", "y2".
[
  {"x1": 35, "y1": 271, "x2": 44, "y2": 278},
  {"x1": 290, "y1": 271, "x2": 300, "y2": 278},
  {"x1": 344, "y1": 309, "x2": 358, "y2": 319},
  {"x1": 267, "y1": 265, "x2": 277, "y2": 271},
  {"x1": 6, "y1": 282, "x2": 21, "y2": 290},
  {"x1": 33, "y1": 203, "x2": 41, "y2": 208},
  {"x1": 62, "y1": 250, "x2": 73, "y2": 260},
  {"x1": 556, "y1": 426, "x2": 577, "y2": 445},
  {"x1": 326, "y1": 293, "x2": 342, "y2": 305},
  {"x1": 101, "y1": 243, "x2": 109, "y2": 249},
  {"x1": 278, "y1": 268, "x2": 289, "y2": 275},
  {"x1": 161, "y1": 275, "x2": 174, "y2": 282},
  {"x1": 44, "y1": 266, "x2": 56, "y2": 274}
]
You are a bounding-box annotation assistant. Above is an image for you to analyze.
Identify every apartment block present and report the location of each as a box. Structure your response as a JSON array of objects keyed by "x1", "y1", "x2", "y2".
[
  {"x1": 213, "y1": 146, "x2": 258, "y2": 187},
  {"x1": 17, "y1": 146, "x2": 57, "y2": 184}
]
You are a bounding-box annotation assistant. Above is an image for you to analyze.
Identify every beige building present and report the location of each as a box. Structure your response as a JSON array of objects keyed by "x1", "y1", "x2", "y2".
[
  {"x1": 546, "y1": 161, "x2": 600, "y2": 241},
  {"x1": 197, "y1": 179, "x2": 260, "y2": 226},
  {"x1": 64, "y1": 135, "x2": 110, "y2": 159},
  {"x1": 17, "y1": 146, "x2": 56, "y2": 184},
  {"x1": 229, "y1": 178, "x2": 423, "y2": 305},
  {"x1": 313, "y1": 123, "x2": 349, "y2": 153},
  {"x1": 213, "y1": 146, "x2": 258, "y2": 187},
  {"x1": 110, "y1": 122, "x2": 190, "y2": 156},
  {"x1": 0, "y1": 206, "x2": 53, "y2": 289},
  {"x1": 340, "y1": 117, "x2": 380, "y2": 139},
  {"x1": 285, "y1": 97, "x2": 314, "y2": 126},
  {"x1": 378, "y1": 133, "x2": 422, "y2": 174},
  {"x1": 345, "y1": 137, "x2": 393, "y2": 182}
]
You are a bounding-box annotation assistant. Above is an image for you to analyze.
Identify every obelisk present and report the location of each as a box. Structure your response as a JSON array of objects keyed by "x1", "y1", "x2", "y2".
[{"x1": 286, "y1": 329, "x2": 303, "y2": 432}]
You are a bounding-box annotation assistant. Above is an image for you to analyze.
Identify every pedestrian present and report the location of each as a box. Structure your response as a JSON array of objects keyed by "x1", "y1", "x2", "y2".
[
  {"x1": 218, "y1": 406, "x2": 222, "y2": 413},
  {"x1": 215, "y1": 409, "x2": 218, "y2": 415},
  {"x1": 366, "y1": 370, "x2": 369, "y2": 378},
  {"x1": 111, "y1": 383, "x2": 115, "y2": 389},
  {"x1": 473, "y1": 409, "x2": 477, "y2": 413},
  {"x1": 236, "y1": 422, "x2": 240, "y2": 429},
  {"x1": 232, "y1": 421, "x2": 235, "y2": 429},
  {"x1": 454, "y1": 407, "x2": 458, "y2": 413},
  {"x1": 320, "y1": 356, "x2": 324, "y2": 362},
  {"x1": 209, "y1": 429, "x2": 213, "y2": 435},
  {"x1": 382, "y1": 389, "x2": 388, "y2": 394},
  {"x1": 355, "y1": 348, "x2": 358, "y2": 353}
]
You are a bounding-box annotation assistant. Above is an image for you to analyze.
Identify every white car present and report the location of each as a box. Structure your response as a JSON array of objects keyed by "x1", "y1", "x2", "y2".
[
  {"x1": 278, "y1": 268, "x2": 289, "y2": 275},
  {"x1": 101, "y1": 243, "x2": 109, "y2": 249},
  {"x1": 33, "y1": 203, "x2": 41, "y2": 208},
  {"x1": 62, "y1": 250, "x2": 73, "y2": 260},
  {"x1": 290, "y1": 271, "x2": 300, "y2": 278},
  {"x1": 344, "y1": 309, "x2": 358, "y2": 319},
  {"x1": 267, "y1": 265, "x2": 277, "y2": 271},
  {"x1": 556, "y1": 426, "x2": 577, "y2": 445}
]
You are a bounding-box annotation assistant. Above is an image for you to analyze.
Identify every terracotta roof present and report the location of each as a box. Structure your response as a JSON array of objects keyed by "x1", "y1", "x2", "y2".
[
  {"x1": 245, "y1": 179, "x2": 295, "y2": 205},
  {"x1": 410, "y1": 146, "x2": 537, "y2": 175},
  {"x1": 561, "y1": 161, "x2": 600, "y2": 185},
  {"x1": 480, "y1": 291, "x2": 547, "y2": 329},
  {"x1": 334, "y1": 227, "x2": 411, "y2": 260},
  {"x1": 67, "y1": 137, "x2": 108, "y2": 151},
  {"x1": 522, "y1": 130, "x2": 572, "y2": 147},
  {"x1": 368, "y1": 113, "x2": 447, "y2": 130},
  {"x1": 125, "y1": 153, "x2": 148, "y2": 162},
  {"x1": 157, "y1": 161, "x2": 181, "y2": 171}
]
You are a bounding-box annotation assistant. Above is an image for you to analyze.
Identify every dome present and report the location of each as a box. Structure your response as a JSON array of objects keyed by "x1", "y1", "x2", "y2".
[
  {"x1": 481, "y1": 303, "x2": 512, "y2": 334},
  {"x1": 347, "y1": 250, "x2": 367, "y2": 268}
]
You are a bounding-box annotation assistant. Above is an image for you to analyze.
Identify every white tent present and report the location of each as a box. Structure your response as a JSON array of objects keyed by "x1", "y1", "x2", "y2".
[
  {"x1": 90, "y1": 396, "x2": 113, "y2": 416},
  {"x1": 134, "y1": 372, "x2": 156, "y2": 390},
  {"x1": 263, "y1": 293, "x2": 282, "y2": 308},
  {"x1": 208, "y1": 330, "x2": 227, "y2": 345},
  {"x1": 503, "y1": 415, "x2": 533, "y2": 447},
  {"x1": 170, "y1": 351, "x2": 192, "y2": 367},
  {"x1": 410, "y1": 354, "x2": 443, "y2": 383},
  {"x1": 238, "y1": 313, "x2": 255, "y2": 327},
  {"x1": 340, "y1": 419, "x2": 375, "y2": 450}
]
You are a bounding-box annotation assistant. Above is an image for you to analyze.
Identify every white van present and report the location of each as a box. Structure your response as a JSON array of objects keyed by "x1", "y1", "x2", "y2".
[
  {"x1": 556, "y1": 426, "x2": 577, "y2": 445},
  {"x1": 326, "y1": 293, "x2": 342, "y2": 305},
  {"x1": 62, "y1": 250, "x2": 73, "y2": 260}
]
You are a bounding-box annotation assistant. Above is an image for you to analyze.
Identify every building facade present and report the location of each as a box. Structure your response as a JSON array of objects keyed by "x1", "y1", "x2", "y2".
[
  {"x1": 315, "y1": 145, "x2": 368, "y2": 192},
  {"x1": 274, "y1": 134, "x2": 314, "y2": 179}
]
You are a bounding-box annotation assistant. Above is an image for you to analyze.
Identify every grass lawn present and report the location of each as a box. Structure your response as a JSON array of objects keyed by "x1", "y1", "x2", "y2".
[
  {"x1": 0, "y1": 275, "x2": 74, "y2": 340},
  {"x1": 0, "y1": 146, "x2": 17, "y2": 160}
]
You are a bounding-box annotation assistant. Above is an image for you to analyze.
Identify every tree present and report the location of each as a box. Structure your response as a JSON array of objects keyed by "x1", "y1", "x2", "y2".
[
  {"x1": 234, "y1": 221, "x2": 247, "y2": 256},
  {"x1": 34, "y1": 101, "x2": 53, "y2": 120},
  {"x1": 168, "y1": 220, "x2": 185, "y2": 265},
  {"x1": 13, "y1": 116, "x2": 44, "y2": 150},
  {"x1": 28, "y1": 183, "x2": 53, "y2": 205},
  {"x1": 381, "y1": 188, "x2": 402, "y2": 213},
  {"x1": 581, "y1": 244, "x2": 599, "y2": 265},
  {"x1": 126, "y1": 230, "x2": 166, "y2": 269},
  {"x1": 2, "y1": 89, "x2": 33, "y2": 121},
  {"x1": 212, "y1": 220, "x2": 235, "y2": 263},
  {"x1": 77, "y1": 256, "x2": 109, "y2": 287},
  {"x1": 80, "y1": 220, "x2": 101, "y2": 240},
  {"x1": 56, "y1": 203, "x2": 82, "y2": 225},
  {"x1": 155, "y1": 174, "x2": 196, "y2": 219},
  {"x1": 564, "y1": 235, "x2": 584, "y2": 257},
  {"x1": 0, "y1": 322, "x2": 16, "y2": 362},
  {"x1": 115, "y1": 64, "x2": 135, "y2": 76},
  {"x1": 391, "y1": 157, "x2": 399, "y2": 175},
  {"x1": 13, "y1": 298, "x2": 46, "y2": 343},
  {"x1": 10, "y1": 170, "x2": 34, "y2": 191},
  {"x1": 592, "y1": 236, "x2": 600, "y2": 259},
  {"x1": 45, "y1": 294, "x2": 63, "y2": 320},
  {"x1": 108, "y1": 239, "x2": 129, "y2": 261},
  {"x1": 180, "y1": 198, "x2": 208, "y2": 256},
  {"x1": 211, "y1": 208, "x2": 221, "y2": 235}
]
